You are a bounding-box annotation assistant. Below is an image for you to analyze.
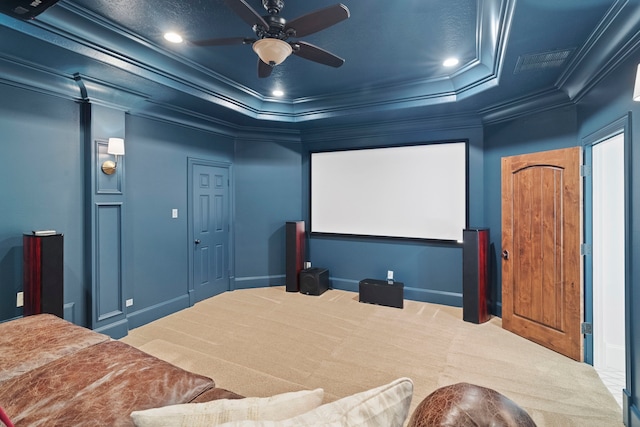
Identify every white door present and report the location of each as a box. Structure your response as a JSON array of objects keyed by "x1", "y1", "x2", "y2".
[{"x1": 592, "y1": 133, "x2": 626, "y2": 374}]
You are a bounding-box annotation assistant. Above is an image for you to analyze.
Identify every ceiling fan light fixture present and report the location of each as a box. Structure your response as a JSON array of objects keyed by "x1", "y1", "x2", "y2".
[{"x1": 253, "y1": 38, "x2": 292, "y2": 65}]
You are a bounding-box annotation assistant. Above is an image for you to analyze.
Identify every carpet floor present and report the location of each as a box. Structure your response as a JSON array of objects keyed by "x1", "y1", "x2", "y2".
[{"x1": 121, "y1": 286, "x2": 622, "y2": 426}]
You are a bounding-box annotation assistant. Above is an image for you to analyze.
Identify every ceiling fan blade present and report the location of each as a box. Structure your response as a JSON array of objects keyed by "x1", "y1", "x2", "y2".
[
  {"x1": 292, "y1": 41, "x2": 345, "y2": 68},
  {"x1": 192, "y1": 37, "x2": 255, "y2": 47},
  {"x1": 285, "y1": 4, "x2": 350, "y2": 38},
  {"x1": 258, "y1": 59, "x2": 273, "y2": 78},
  {"x1": 224, "y1": 0, "x2": 269, "y2": 30}
]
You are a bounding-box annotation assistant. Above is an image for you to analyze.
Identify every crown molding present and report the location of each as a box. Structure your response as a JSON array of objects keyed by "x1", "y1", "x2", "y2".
[
  {"x1": 301, "y1": 113, "x2": 482, "y2": 145},
  {"x1": 135, "y1": 100, "x2": 301, "y2": 143},
  {"x1": 557, "y1": 0, "x2": 640, "y2": 101},
  {"x1": 480, "y1": 89, "x2": 573, "y2": 125},
  {"x1": 74, "y1": 73, "x2": 149, "y2": 111},
  {"x1": 6, "y1": 0, "x2": 514, "y2": 123},
  {"x1": 0, "y1": 52, "x2": 80, "y2": 100},
  {"x1": 480, "y1": 1, "x2": 640, "y2": 125},
  {"x1": 8, "y1": 0, "x2": 634, "y2": 130}
]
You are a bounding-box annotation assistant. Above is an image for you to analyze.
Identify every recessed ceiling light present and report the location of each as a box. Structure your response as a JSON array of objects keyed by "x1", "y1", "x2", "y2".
[
  {"x1": 272, "y1": 89, "x2": 284, "y2": 97},
  {"x1": 443, "y1": 57, "x2": 459, "y2": 67},
  {"x1": 164, "y1": 32, "x2": 183, "y2": 44}
]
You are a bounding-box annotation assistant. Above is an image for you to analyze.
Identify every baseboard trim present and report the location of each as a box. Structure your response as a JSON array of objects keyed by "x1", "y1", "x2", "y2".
[
  {"x1": 330, "y1": 277, "x2": 463, "y2": 307},
  {"x1": 403, "y1": 287, "x2": 462, "y2": 307},
  {"x1": 94, "y1": 318, "x2": 129, "y2": 339},
  {"x1": 625, "y1": 389, "x2": 638, "y2": 426},
  {"x1": 63, "y1": 302, "x2": 75, "y2": 323},
  {"x1": 126, "y1": 295, "x2": 190, "y2": 332},
  {"x1": 234, "y1": 275, "x2": 285, "y2": 289},
  {"x1": 232, "y1": 276, "x2": 495, "y2": 313}
]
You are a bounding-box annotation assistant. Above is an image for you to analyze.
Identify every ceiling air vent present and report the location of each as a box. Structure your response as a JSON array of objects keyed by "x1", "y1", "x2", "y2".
[
  {"x1": 0, "y1": 0, "x2": 60, "y2": 20},
  {"x1": 514, "y1": 48, "x2": 574, "y2": 74}
]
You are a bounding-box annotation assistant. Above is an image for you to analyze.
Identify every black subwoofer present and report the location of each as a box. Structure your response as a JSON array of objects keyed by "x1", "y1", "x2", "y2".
[{"x1": 299, "y1": 268, "x2": 330, "y2": 296}]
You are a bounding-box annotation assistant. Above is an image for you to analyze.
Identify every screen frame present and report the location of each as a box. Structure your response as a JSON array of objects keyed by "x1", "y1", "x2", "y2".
[{"x1": 309, "y1": 140, "x2": 469, "y2": 244}]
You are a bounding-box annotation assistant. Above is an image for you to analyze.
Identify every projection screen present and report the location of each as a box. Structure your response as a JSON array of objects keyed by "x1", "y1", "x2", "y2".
[{"x1": 310, "y1": 142, "x2": 467, "y2": 241}]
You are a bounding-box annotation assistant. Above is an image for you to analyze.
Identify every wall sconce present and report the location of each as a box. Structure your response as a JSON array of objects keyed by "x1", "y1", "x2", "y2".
[
  {"x1": 633, "y1": 64, "x2": 640, "y2": 101},
  {"x1": 101, "y1": 137, "x2": 125, "y2": 175}
]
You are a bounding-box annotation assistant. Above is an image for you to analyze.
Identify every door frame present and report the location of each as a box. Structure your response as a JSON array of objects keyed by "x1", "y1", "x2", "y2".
[
  {"x1": 581, "y1": 114, "x2": 632, "y2": 414},
  {"x1": 187, "y1": 157, "x2": 234, "y2": 306}
]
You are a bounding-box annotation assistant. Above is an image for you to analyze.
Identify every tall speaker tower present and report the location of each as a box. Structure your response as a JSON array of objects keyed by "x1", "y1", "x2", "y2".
[{"x1": 285, "y1": 221, "x2": 305, "y2": 292}]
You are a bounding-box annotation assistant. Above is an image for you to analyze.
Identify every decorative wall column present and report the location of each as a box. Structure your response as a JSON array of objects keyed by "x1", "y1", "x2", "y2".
[
  {"x1": 82, "y1": 102, "x2": 127, "y2": 337},
  {"x1": 76, "y1": 75, "x2": 142, "y2": 338}
]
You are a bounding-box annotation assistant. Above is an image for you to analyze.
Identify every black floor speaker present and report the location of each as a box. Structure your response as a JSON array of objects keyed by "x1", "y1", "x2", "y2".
[
  {"x1": 462, "y1": 228, "x2": 490, "y2": 324},
  {"x1": 285, "y1": 221, "x2": 305, "y2": 292},
  {"x1": 299, "y1": 268, "x2": 330, "y2": 296},
  {"x1": 23, "y1": 233, "x2": 64, "y2": 318}
]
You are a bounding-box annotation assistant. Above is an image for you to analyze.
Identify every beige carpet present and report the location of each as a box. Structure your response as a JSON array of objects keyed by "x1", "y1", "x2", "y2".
[{"x1": 121, "y1": 286, "x2": 622, "y2": 426}]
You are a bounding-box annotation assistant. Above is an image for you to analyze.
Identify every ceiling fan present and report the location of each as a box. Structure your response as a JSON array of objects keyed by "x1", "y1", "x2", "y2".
[{"x1": 193, "y1": 0, "x2": 350, "y2": 78}]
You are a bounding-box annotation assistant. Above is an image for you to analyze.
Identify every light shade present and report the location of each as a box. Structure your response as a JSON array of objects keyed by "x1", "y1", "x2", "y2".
[
  {"x1": 107, "y1": 137, "x2": 125, "y2": 155},
  {"x1": 252, "y1": 39, "x2": 292, "y2": 66},
  {"x1": 634, "y1": 64, "x2": 640, "y2": 101}
]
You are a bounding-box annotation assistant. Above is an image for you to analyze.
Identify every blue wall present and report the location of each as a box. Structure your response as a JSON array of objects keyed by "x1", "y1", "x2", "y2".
[
  {"x1": 483, "y1": 106, "x2": 579, "y2": 314},
  {"x1": 0, "y1": 84, "x2": 302, "y2": 330},
  {"x1": 481, "y1": 52, "x2": 640, "y2": 424},
  {"x1": 0, "y1": 85, "x2": 85, "y2": 324},
  {"x1": 234, "y1": 138, "x2": 303, "y2": 289},
  {"x1": 574, "y1": 53, "x2": 640, "y2": 427},
  {"x1": 123, "y1": 115, "x2": 235, "y2": 328}
]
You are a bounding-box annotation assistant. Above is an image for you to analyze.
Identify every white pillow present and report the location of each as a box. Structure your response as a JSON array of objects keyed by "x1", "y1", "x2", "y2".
[
  {"x1": 216, "y1": 377, "x2": 413, "y2": 427},
  {"x1": 130, "y1": 388, "x2": 324, "y2": 427}
]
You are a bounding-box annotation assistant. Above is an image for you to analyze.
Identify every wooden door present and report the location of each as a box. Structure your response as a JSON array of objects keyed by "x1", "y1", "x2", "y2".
[
  {"x1": 501, "y1": 147, "x2": 583, "y2": 361},
  {"x1": 192, "y1": 163, "x2": 230, "y2": 302}
]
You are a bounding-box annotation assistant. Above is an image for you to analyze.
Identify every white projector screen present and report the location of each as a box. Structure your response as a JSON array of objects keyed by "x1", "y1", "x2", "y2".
[{"x1": 310, "y1": 142, "x2": 467, "y2": 241}]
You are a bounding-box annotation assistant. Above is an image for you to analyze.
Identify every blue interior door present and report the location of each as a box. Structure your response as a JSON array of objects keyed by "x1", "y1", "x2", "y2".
[{"x1": 192, "y1": 164, "x2": 230, "y2": 301}]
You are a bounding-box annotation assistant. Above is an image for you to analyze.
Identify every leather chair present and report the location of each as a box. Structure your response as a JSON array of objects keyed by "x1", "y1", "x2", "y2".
[{"x1": 407, "y1": 382, "x2": 537, "y2": 427}]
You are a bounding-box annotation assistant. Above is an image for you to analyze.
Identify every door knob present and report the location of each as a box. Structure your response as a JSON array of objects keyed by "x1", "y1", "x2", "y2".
[
  {"x1": 502, "y1": 250, "x2": 509, "y2": 260},
  {"x1": 194, "y1": 239, "x2": 201, "y2": 245}
]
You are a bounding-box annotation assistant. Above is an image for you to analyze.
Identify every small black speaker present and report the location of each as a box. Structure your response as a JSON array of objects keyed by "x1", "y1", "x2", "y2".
[{"x1": 299, "y1": 268, "x2": 330, "y2": 296}]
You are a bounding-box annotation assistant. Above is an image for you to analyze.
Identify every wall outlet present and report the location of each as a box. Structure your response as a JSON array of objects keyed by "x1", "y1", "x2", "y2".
[
  {"x1": 126, "y1": 298, "x2": 134, "y2": 307},
  {"x1": 387, "y1": 270, "x2": 394, "y2": 281},
  {"x1": 16, "y1": 291, "x2": 24, "y2": 307}
]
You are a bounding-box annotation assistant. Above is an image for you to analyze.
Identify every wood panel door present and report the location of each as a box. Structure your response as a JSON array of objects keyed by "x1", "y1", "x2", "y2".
[{"x1": 501, "y1": 147, "x2": 583, "y2": 361}]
